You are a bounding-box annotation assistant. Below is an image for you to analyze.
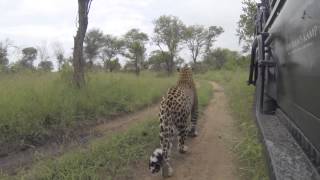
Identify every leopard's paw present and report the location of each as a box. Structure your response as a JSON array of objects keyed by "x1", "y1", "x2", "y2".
[
  {"x1": 179, "y1": 145, "x2": 188, "y2": 154},
  {"x1": 188, "y1": 129, "x2": 198, "y2": 138}
]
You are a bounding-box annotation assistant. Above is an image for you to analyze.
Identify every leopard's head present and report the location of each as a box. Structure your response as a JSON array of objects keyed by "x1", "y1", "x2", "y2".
[{"x1": 177, "y1": 65, "x2": 194, "y2": 85}]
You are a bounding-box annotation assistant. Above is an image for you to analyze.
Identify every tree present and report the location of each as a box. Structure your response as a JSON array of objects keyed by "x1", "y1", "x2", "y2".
[
  {"x1": 203, "y1": 48, "x2": 242, "y2": 70},
  {"x1": 84, "y1": 28, "x2": 104, "y2": 69},
  {"x1": 184, "y1": 25, "x2": 223, "y2": 64},
  {"x1": 237, "y1": 0, "x2": 257, "y2": 52},
  {"x1": 52, "y1": 42, "x2": 65, "y2": 71},
  {"x1": 100, "y1": 34, "x2": 124, "y2": 72},
  {"x1": 0, "y1": 40, "x2": 10, "y2": 67},
  {"x1": 204, "y1": 26, "x2": 224, "y2": 54},
  {"x1": 72, "y1": 0, "x2": 93, "y2": 88},
  {"x1": 153, "y1": 15, "x2": 186, "y2": 75},
  {"x1": 184, "y1": 25, "x2": 206, "y2": 64},
  {"x1": 147, "y1": 50, "x2": 170, "y2": 71},
  {"x1": 203, "y1": 48, "x2": 227, "y2": 69},
  {"x1": 105, "y1": 58, "x2": 121, "y2": 72},
  {"x1": 38, "y1": 60, "x2": 53, "y2": 71},
  {"x1": 20, "y1": 47, "x2": 37, "y2": 69},
  {"x1": 37, "y1": 42, "x2": 50, "y2": 62},
  {"x1": 123, "y1": 29, "x2": 148, "y2": 76}
]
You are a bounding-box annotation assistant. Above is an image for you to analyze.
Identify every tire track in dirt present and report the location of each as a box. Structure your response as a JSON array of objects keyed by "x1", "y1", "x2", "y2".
[
  {"x1": 135, "y1": 82, "x2": 239, "y2": 180},
  {"x1": 0, "y1": 103, "x2": 159, "y2": 175}
]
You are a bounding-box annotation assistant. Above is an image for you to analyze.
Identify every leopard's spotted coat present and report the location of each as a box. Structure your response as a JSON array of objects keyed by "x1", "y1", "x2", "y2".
[{"x1": 149, "y1": 66, "x2": 198, "y2": 177}]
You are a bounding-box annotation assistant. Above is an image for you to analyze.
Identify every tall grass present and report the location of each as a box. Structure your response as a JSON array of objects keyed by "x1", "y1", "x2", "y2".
[
  {"x1": 1, "y1": 80, "x2": 213, "y2": 180},
  {"x1": 197, "y1": 69, "x2": 269, "y2": 180},
  {"x1": 0, "y1": 71, "x2": 175, "y2": 149}
]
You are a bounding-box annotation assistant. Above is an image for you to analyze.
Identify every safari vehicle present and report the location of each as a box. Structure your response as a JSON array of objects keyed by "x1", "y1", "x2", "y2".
[{"x1": 248, "y1": 0, "x2": 320, "y2": 179}]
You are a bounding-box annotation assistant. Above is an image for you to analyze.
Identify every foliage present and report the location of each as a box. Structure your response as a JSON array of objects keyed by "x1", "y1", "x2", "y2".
[
  {"x1": 84, "y1": 28, "x2": 105, "y2": 68},
  {"x1": 105, "y1": 58, "x2": 121, "y2": 72},
  {"x1": 123, "y1": 29, "x2": 149, "y2": 75},
  {"x1": 147, "y1": 50, "x2": 169, "y2": 71},
  {"x1": 100, "y1": 34, "x2": 124, "y2": 72},
  {"x1": 184, "y1": 25, "x2": 224, "y2": 69},
  {"x1": 37, "y1": 42, "x2": 50, "y2": 63},
  {"x1": 202, "y1": 48, "x2": 249, "y2": 70},
  {"x1": 52, "y1": 42, "x2": 66, "y2": 71},
  {"x1": 237, "y1": 0, "x2": 257, "y2": 53},
  {"x1": 204, "y1": 26, "x2": 224, "y2": 54},
  {"x1": 19, "y1": 47, "x2": 37, "y2": 69},
  {"x1": 0, "y1": 71, "x2": 175, "y2": 152},
  {"x1": 38, "y1": 60, "x2": 54, "y2": 71},
  {"x1": 153, "y1": 15, "x2": 186, "y2": 74},
  {"x1": 0, "y1": 41, "x2": 9, "y2": 67},
  {"x1": 196, "y1": 80, "x2": 213, "y2": 110},
  {"x1": 184, "y1": 25, "x2": 207, "y2": 63}
]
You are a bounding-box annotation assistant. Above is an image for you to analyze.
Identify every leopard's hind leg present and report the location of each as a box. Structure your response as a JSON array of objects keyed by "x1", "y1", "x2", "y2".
[
  {"x1": 188, "y1": 89, "x2": 199, "y2": 137},
  {"x1": 177, "y1": 110, "x2": 189, "y2": 154},
  {"x1": 159, "y1": 113, "x2": 174, "y2": 177},
  {"x1": 178, "y1": 126, "x2": 188, "y2": 153}
]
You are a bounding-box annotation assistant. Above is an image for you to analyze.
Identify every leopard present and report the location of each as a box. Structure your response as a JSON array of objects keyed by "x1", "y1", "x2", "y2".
[{"x1": 149, "y1": 66, "x2": 199, "y2": 177}]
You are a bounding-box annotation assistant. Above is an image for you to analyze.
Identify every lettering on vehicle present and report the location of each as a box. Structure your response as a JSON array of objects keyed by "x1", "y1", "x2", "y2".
[{"x1": 286, "y1": 25, "x2": 320, "y2": 54}]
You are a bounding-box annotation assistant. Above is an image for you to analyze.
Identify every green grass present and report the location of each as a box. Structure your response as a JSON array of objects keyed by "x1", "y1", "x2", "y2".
[
  {"x1": 197, "y1": 69, "x2": 269, "y2": 180},
  {"x1": 1, "y1": 79, "x2": 213, "y2": 180},
  {"x1": 197, "y1": 80, "x2": 213, "y2": 110},
  {"x1": 0, "y1": 71, "x2": 176, "y2": 150}
]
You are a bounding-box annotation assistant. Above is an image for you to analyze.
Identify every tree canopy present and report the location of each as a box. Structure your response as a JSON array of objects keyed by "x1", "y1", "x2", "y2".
[
  {"x1": 184, "y1": 25, "x2": 224, "y2": 64},
  {"x1": 20, "y1": 47, "x2": 37, "y2": 69},
  {"x1": 84, "y1": 28, "x2": 105, "y2": 69},
  {"x1": 237, "y1": 0, "x2": 257, "y2": 52},
  {"x1": 0, "y1": 41, "x2": 9, "y2": 67},
  {"x1": 153, "y1": 15, "x2": 186, "y2": 74},
  {"x1": 123, "y1": 28, "x2": 149, "y2": 75}
]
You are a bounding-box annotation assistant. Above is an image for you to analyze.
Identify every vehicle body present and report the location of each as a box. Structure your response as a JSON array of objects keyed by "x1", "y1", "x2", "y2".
[{"x1": 249, "y1": 0, "x2": 320, "y2": 179}]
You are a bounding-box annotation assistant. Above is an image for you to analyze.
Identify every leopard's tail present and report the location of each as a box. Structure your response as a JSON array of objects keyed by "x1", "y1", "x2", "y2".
[{"x1": 149, "y1": 148, "x2": 163, "y2": 173}]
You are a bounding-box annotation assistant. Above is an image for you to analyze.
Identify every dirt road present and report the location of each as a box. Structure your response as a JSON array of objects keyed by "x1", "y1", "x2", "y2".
[
  {"x1": 136, "y1": 82, "x2": 239, "y2": 180},
  {"x1": 0, "y1": 103, "x2": 159, "y2": 175}
]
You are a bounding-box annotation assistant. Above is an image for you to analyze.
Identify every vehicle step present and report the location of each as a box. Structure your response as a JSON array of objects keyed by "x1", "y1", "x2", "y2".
[{"x1": 256, "y1": 111, "x2": 320, "y2": 180}]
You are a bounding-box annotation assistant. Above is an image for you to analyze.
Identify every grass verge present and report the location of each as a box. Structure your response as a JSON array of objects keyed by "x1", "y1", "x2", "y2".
[
  {"x1": 197, "y1": 69, "x2": 269, "y2": 180},
  {"x1": 1, "y1": 79, "x2": 213, "y2": 180},
  {"x1": 0, "y1": 71, "x2": 175, "y2": 152}
]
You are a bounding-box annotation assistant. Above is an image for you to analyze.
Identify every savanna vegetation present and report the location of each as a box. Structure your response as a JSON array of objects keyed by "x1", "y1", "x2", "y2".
[
  {"x1": 0, "y1": 71, "x2": 176, "y2": 153},
  {"x1": 0, "y1": 0, "x2": 269, "y2": 179},
  {"x1": 0, "y1": 1, "x2": 243, "y2": 153},
  {"x1": 0, "y1": 80, "x2": 213, "y2": 180}
]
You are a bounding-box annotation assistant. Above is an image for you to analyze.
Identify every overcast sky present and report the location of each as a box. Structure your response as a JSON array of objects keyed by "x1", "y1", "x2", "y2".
[{"x1": 0, "y1": 0, "x2": 243, "y2": 64}]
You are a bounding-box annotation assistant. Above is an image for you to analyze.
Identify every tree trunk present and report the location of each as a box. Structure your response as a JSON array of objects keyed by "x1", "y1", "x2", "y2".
[
  {"x1": 165, "y1": 58, "x2": 170, "y2": 75},
  {"x1": 135, "y1": 57, "x2": 140, "y2": 76},
  {"x1": 87, "y1": 59, "x2": 93, "y2": 70},
  {"x1": 72, "y1": 0, "x2": 92, "y2": 88},
  {"x1": 168, "y1": 53, "x2": 174, "y2": 75},
  {"x1": 193, "y1": 57, "x2": 197, "y2": 64}
]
